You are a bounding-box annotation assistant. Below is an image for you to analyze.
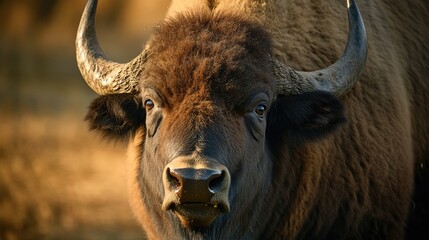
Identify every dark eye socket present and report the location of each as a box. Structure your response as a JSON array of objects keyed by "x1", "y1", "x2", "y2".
[
  {"x1": 255, "y1": 104, "x2": 267, "y2": 117},
  {"x1": 144, "y1": 99, "x2": 155, "y2": 110}
]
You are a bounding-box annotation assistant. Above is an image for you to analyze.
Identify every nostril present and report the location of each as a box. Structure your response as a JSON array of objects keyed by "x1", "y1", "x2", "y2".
[
  {"x1": 166, "y1": 168, "x2": 181, "y2": 192},
  {"x1": 208, "y1": 170, "x2": 225, "y2": 193}
]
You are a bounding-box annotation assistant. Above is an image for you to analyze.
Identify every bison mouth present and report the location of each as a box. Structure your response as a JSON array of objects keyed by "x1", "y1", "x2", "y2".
[
  {"x1": 167, "y1": 202, "x2": 229, "y2": 228},
  {"x1": 161, "y1": 157, "x2": 232, "y2": 228}
]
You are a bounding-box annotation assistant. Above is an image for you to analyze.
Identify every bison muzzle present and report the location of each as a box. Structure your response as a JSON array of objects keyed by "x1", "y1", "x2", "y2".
[{"x1": 162, "y1": 156, "x2": 231, "y2": 228}]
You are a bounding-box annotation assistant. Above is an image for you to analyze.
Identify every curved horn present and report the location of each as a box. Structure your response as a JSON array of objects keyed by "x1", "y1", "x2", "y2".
[
  {"x1": 76, "y1": 0, "x2": 147, "y2": 95},
  {"x1": 273, "y1": 0, "x2": 368, "y2": 96}
]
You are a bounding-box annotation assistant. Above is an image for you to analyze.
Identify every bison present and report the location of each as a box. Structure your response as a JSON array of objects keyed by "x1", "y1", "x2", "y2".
[{"x1": 76, "y1": 0, "x2": 429, "y2": 239}]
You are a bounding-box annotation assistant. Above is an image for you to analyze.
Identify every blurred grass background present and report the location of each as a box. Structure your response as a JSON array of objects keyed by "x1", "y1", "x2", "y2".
[{"x1": 0, "y1": 0, "x2": 170, "y2": 239}]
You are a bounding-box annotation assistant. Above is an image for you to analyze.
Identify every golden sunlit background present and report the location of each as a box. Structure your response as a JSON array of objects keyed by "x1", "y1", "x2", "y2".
[{"x1": 0, "y1": 0, "x2": 170, "y2": 239}]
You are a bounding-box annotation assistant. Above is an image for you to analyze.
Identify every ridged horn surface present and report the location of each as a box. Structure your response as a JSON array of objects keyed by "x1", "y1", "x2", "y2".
[
  {"x1": 76, "y1": 0, "x2": 147, "y2": 95},
  {"x1": 273, "y1": 0, "x2": 368, "y2": 96}
]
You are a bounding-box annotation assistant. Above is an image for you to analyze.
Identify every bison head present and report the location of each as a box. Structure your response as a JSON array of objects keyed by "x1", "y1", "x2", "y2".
[{"x1": 76, "y1": 0, "x2": 366, "y2": 236}]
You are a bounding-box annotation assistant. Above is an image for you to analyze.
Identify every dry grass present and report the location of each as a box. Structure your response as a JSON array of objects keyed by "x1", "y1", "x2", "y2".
[
  {"x1": 0, "y1": 46, "x2": 147, "y2": 239},
  {"x1": 0, "y1": 48, "x2": 146, "y2": 238},
  {"x1": 0, "y1": 112, "x2": 145, "y2": 240}
]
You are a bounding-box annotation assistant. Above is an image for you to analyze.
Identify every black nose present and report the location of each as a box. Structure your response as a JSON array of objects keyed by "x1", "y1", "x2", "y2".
[
  {"x1": 166, "y1": 167, "x2": 225, "y2": 203},
  {"x1": 162, "y1": 157, "x2": 231, "y2": 227}
]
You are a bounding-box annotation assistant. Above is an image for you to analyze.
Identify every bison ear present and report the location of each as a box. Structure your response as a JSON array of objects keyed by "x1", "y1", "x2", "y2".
[
  {"x1": 85, "y1": 94, "x2": 145, "y2": 142},
  {"x1": 267, "y1": 91, "x2": 346, "y2": 145}
]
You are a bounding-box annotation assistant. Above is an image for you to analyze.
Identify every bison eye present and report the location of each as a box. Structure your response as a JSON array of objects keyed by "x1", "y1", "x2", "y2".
[
  {"x1": 255, "y1": 104, "x2": 267, "y2": 117},
  {"x1": 144, "y1": 99, "x2": 155, "y2": 110}
]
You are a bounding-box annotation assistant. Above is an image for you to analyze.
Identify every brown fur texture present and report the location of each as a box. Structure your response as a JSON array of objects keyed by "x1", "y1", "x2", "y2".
[
  {"x1": 142, "y1": 11, "x2": 274, "y2": 110},
  {"x1": 85, "y1": 0, "x2": 429, "y2": 239}
]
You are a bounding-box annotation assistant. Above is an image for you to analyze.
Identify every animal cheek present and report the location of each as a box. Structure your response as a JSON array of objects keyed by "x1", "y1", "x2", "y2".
[
  {"x1": 244, "y1": 113, "x2": 266, "y2": 141},
  {"x1": 146, "y1": 110, "x2": 163, "y2": 137}
]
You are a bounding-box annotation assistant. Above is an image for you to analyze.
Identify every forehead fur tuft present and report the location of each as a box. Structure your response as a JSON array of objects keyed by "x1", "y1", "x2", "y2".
[{"x1": 143, "y1": 11, "x2": 274, "y2": 107}]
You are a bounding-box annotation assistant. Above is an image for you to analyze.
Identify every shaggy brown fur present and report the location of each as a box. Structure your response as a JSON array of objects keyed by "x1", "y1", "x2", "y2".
[
  {"x1": 84, "y1": 0, "x2": 429, "y2": 239},
  {"x1": 142, "y1": 11, "x2": 274, "y2": 110}
]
